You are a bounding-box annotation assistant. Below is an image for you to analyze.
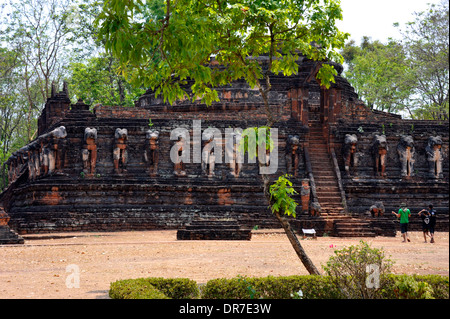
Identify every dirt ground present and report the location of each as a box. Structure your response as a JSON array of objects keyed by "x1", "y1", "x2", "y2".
[{"x1": 0, "y1": 229, "x2": 448, "y2": 299}]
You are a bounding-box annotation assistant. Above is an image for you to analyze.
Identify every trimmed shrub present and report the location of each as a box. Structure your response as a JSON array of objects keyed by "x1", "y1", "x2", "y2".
[
  {"x1": 109, "y1": 279, "x2": 169, "y2": 299},
  {"x1": 201, "y1": 275, "x2": 448, "y2": 299},
  {"x1": 109, "y1": 277, "x2": 199, "y2": 299},
  {"x1": 393, "y1": 275, "x2": 435, "y2": 299},
  {"x1": 109, "y1": 275, "x2": 449, "y2": 299},
  {"x1": 201, "y1": 275, "x2": 341, "y2": 299},
  {"x1": 413, "y1": 275, "x2": 449, "y2": 299},
  {"x1": 381, "y1": 274, "x2": 449, "y2": 299}
]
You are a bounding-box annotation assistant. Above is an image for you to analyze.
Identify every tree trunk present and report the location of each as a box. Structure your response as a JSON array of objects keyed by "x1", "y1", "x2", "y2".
[
  {"x1": 273, "y1": 210, "x2": 321, "y2": 275},
  {"x1": 261, "y1": 173, "x2": 321, "y2": 275},
  {"x1": 251, "y1": 46, "x2": 321, "y2": 275}
]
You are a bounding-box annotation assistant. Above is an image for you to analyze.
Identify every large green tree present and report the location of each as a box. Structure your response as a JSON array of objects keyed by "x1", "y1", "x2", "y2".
[
  {"x1": 1, "y1": 0, "x2": 77, "y2": 141},
  {"x1": 96, "y1": 0, "x2": 348, "y2": 275},
  {"x1": 0, "y1": 47, "x2": 29, "y2": 190},
  {"x1": 68, "y1": 53, "x2": 145, "y2": 107},
  {"x1": 343, "y1": 1, "x2": 449, "y2": 120},
  {"x1": 397, "y1": 0, "x2": 449, "y2": 120},
  {"x1": 342, "y1": 37, "x2": 415, "y2": 115}
]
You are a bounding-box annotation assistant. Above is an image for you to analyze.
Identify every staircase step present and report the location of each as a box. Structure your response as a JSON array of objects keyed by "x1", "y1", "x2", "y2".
[
  {"x1": 315, "y1": 181, "x2": 339, "y2": 186},
  {"x1": 311, "y1": 159, "x2": 334, "y2": 166},
  {"x1": 317, "y1": 198, "x2": 342, "y2": 203},
  {"x1": 313, "y1": 172, "x2": 335, "y2": 176},
  {"x1": 335, "y1": 222, "x2": 371, "y2": 228},
  {"x1": 310, "y1": 157, "x2": 332, "y2": 162},
  {"x1": 320, "y1": 206, "x2": 345, "y2": 211},
  {"x1": 310, "y1": 152, "x2": 329, "y2": 155},
  {"x1": 309, "y1": 154, "x2": 329, "y2": 158},
  {"x1": 316, "y1": 182, "x2": 338, "y2": 187},
  {"x1": 335, "y1": 231, "x2": 376, "y2": 237},
  {"x1": 316, "y1": 191, "x2": 341, "y2": 197},
  {"x1": 311, "y1": 166, "x2": 333, "y2": 170},
  {"x1": 316, "y1": 187, "x2": 340, "y2": 192},
  {"x1": 320, "y1": 205, "x2": 345, "y2": 210}
]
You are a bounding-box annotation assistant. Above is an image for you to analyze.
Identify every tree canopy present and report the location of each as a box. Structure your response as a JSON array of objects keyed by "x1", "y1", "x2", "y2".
[
  {"x1": 95, "y1": 0, "x2": 349, "y2": 116},
  {"x1": 342, "y1": 1, "x2": 449, "y2": 120},
  {"x1": 342, "y1": 38, "x2": 415, "y2": 115}
]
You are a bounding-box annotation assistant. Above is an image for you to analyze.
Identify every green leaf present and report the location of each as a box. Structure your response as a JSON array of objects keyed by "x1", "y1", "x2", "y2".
[
  {"x1": 95, "y1": 0, "x2": 348, "y2": 106},
  {"x1": 269, "y1": 174, "x2": 298, "y2": 217}
]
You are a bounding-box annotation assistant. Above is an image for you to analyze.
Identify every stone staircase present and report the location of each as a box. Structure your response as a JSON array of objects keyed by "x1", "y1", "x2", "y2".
[
  {"x1": 334, "y1": 218, "x2": 376, "y2": 237},
  {"x1": 308, "y1": 122, "x2": 344, "y2": 216},
  {"x1": 308, "y1": 121, "x2": 376, "y2": 237}
]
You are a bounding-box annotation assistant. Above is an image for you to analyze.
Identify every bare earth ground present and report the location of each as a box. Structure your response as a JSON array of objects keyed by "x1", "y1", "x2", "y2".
[{"x1": 0, "y1": 229, "x2": 448, "y2": 299}]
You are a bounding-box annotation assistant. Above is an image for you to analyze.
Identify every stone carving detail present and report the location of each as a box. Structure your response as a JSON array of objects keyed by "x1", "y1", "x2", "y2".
[
  {"x1": 41, "y1": 139, "x2": 53, "y2": 176},
  {"x1": 300, "y1": 179, "x2": 310, "y2": 213},
  {"x1": 5, "y1": 151, "x2": 27, "y2": 185},
  {"x1": 397, "y1": 135, "x2": 415, "y2": 177},
  {"x1": 5, "y1": 155, "x2": 16, "y2": 185},
  {"x1": 113, "y1": 128, "x2": 128, "y2": 174},
  {"x1": 173, "y1": 132, "x2": 187, "y2": 176},
  {"x1": 425, "y1": 136, "x2": 443, "y2": 179},
  {"x1": 27, "y1": 145, "x2": 39, "y2": 181},
  {"x1": 5, "y1": 126, "x2": 67, "y2": 183},
  {"x1": 286, "y1": 135, "x2": 301, "y2": 177},
  {"x1": 46, "y1": 126, "x2": 67, "y2": 174},
  {"x1": 371, "y1": 134, "x2": 388, "y2": 177},
  {"x1": 369, "y1": 201, "x2": 385, "y2": 217},
  {"x1": 82, "y1": 127, "x2": 97, "y2": 176},
  {"x1": 343, "y1": 134, "x2": 358, "y2": 175},
  {"x1": 202, "y1": 131, "x2": 215, "y2": 177},
  {"x1": 23, "y1": 144, "x2": 37, "y2": 181},
  {"x1": 310, "y1": 200, "x2": 321, "y2": 217},
  {"x1": 144, "y1": 129, "x2": 159, "y2": 176},
  {"x1": 226, "y1": 131, "x2": 243, "y2": 177}
]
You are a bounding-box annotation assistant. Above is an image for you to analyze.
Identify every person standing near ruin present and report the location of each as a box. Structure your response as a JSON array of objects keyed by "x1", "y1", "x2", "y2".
[
  {"x1": 392, "y1": 203, "x2": 411, "y2": 242},
  {"x1": 418, "y1": 208, "x2": 431, "y2": 243},
  {"x1": 419, "y1": 204, "x2": 437, "y2": 243}
]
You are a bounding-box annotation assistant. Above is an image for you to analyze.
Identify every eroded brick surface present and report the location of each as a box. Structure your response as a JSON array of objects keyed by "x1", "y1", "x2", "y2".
[{"x1": 1, "y1": 56, "x2": 448, "y2": 238}]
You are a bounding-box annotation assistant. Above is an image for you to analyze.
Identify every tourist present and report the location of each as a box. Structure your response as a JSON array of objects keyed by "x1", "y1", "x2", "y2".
[
  {"x1": 392, "y1": 203, "x2": 411, "y2": 242},
  {"x1": 418, "y1": 208, "x2": 431, "y2": 243},
  {"x1": 429, "y1": 205, "x2": 437, "y2": 243}
]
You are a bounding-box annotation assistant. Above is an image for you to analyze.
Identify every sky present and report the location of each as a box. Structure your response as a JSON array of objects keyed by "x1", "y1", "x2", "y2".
[{"x1": 336, "y1": 0, "x2": 443, "y2": 44}]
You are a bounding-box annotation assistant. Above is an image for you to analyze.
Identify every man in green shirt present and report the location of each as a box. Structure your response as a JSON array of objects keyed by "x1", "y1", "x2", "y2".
[{"x1": 392, "y1": 203, "x2": 411, "y2": 242}]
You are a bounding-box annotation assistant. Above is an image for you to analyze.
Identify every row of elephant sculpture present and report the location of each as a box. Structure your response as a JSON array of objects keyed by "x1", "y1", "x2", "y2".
[
  {"x1": 5, "y1": 126, "x2": 68, "y2": 184},
  {"x1": 342, "y1": 133, "x2": 444, "y2": 179},
  {"x1": 4, "y1": 127, "x2": 446, "y2": 184},
  {"x1": 5, "y1": 126, "x2": 243, "y2": 182},
  {"x1": 81, "y1": 127, "x2": 245, "y2": 177},
  {"x1": 81, "y1": 127, "x2": 161, "y2": 176}
]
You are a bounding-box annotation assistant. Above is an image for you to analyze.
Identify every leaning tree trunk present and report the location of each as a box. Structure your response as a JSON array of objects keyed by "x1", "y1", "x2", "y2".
[
  {"x1": 256, "y1": 59, "x2": 321, "y2": 276},
  {"x1": 261, "y1": 174, "x2": 321, "y2": 275},
  {"x1": 273, "y1": 210, "x2": 321, "y2": 275}
]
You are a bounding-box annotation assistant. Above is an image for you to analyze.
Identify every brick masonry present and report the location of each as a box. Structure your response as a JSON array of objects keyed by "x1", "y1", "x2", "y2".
[{"x1": 0, "y1": 55, "x2": 448, "y2": 238}]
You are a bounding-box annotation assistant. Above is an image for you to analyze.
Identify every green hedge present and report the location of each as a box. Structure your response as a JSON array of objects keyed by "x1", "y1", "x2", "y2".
[
  {"x1": 109, "y1": 277, "x2": 199, "y2": 299},
  {"x1": 109, "y1": 275, "x2": 449, "y2": 299},
  {"x1": 201, "y1": 275, "x2": 341, "y2": 299},
  {"x1": 382, "y1": 274, "x2": 449, "y2": 299}
]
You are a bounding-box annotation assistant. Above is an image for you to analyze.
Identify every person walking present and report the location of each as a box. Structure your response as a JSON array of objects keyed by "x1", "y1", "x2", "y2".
[
  {"x1": 418, "y1": 208, "x2": 431, "y2": 243},
  {"x1": 427, "y1": 204, "x2": 437, "y2": 243},
  {"x1": 392, "y1": 203, "x2": 411, "y2": 242}
]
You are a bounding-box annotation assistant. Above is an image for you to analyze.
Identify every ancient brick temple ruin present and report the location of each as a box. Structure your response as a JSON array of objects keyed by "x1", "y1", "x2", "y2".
[{"x1": 0, "y1": 56, "x2": 448, "y2": 240}]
